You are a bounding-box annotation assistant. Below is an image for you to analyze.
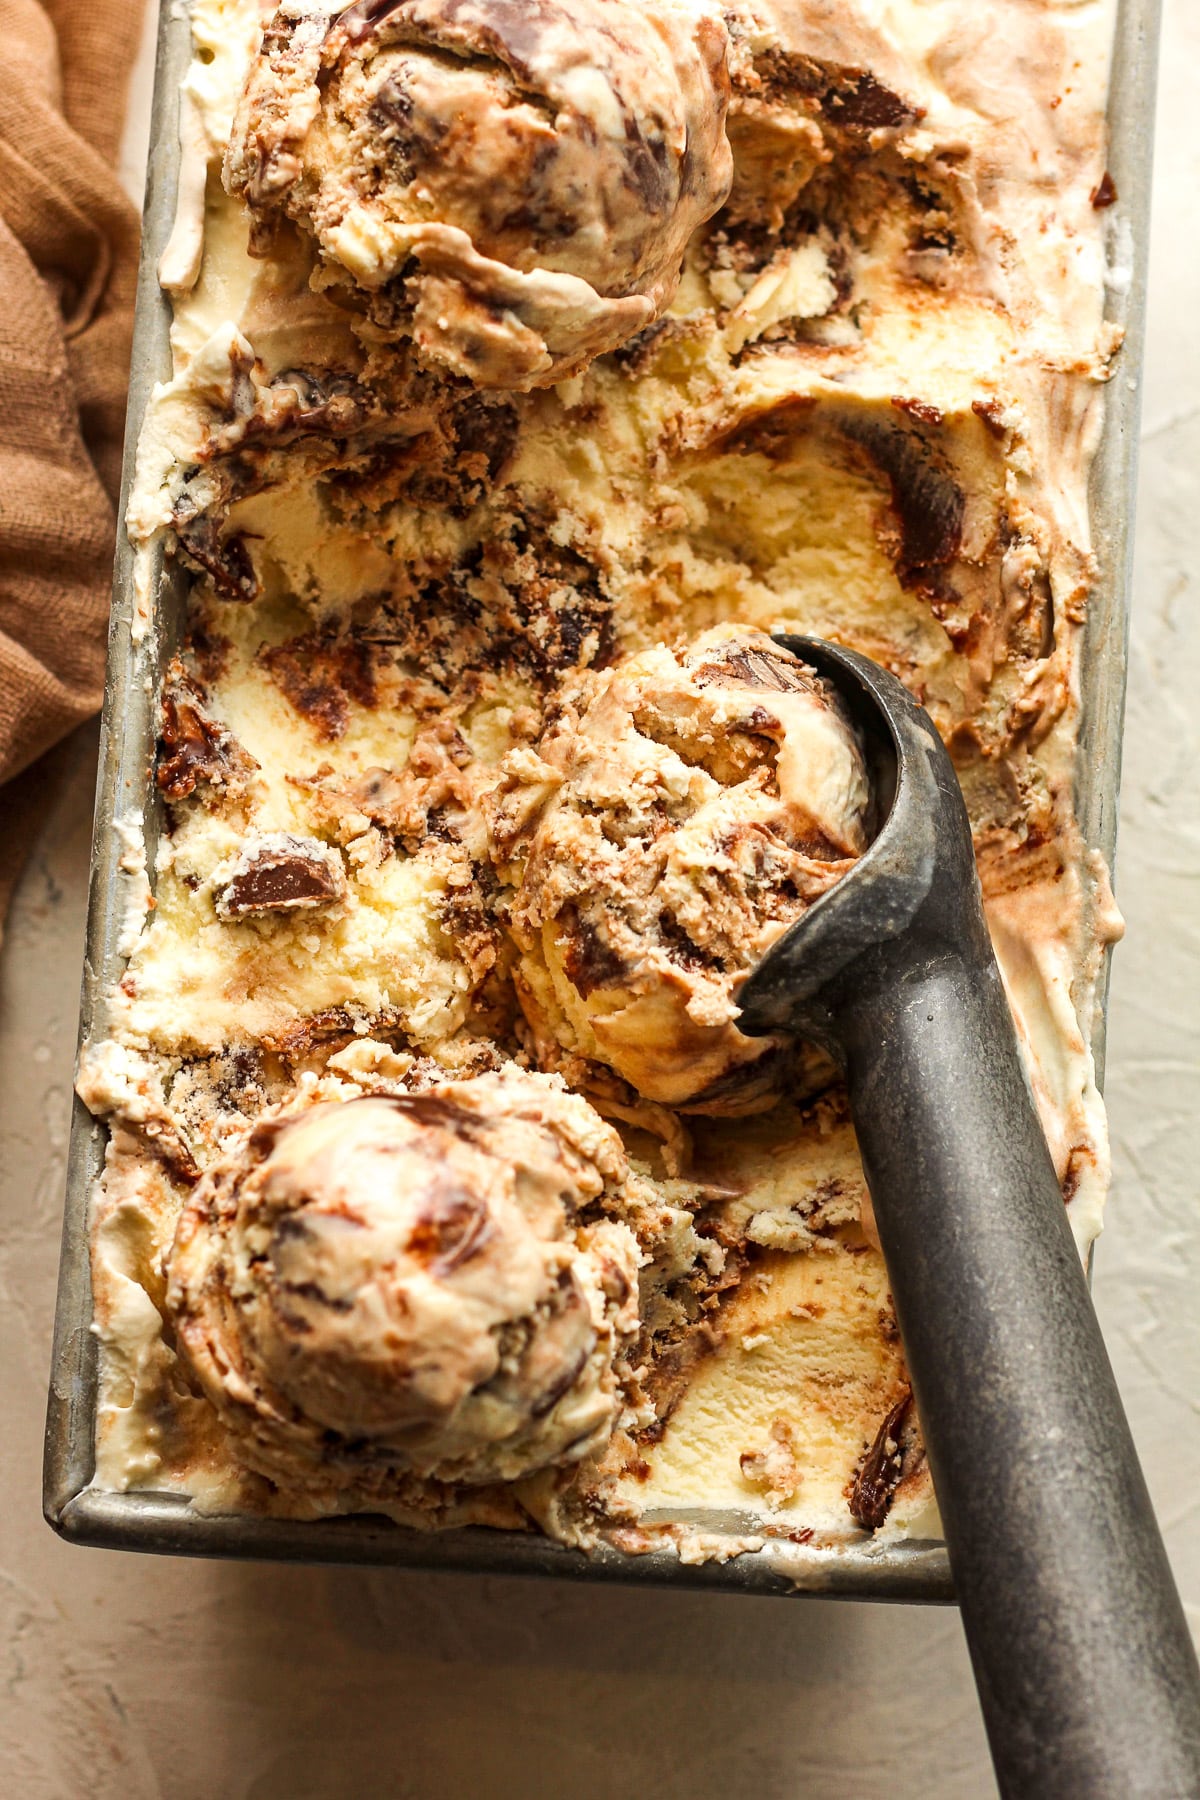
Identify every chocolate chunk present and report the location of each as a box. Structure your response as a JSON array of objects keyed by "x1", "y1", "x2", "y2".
[
  {"x1": 173, "y1": 509, "x2": 259, "y2": 603},
  {"x1": 816, "y1": 67, "x2": 918, "y2": 130},
  {"x1": 234, "y1": 374, "x2": 373, "y2": 451},
  {"x1": 655, "y1": 909, "x2": 723, "y2": 973},
  {"x1": 216, "y1": 835, "x2": 346, "y2": 919},
  {"x1": 558, "y1": 905, "x2": 629, "y2": 999},
  {"x1": 849, "y1": 1388, "x2": 913, "y2": 1531},
  {"x1": 891, "y1": 395, "x2": 944, "y2": 427},
  {"x1": 439, "y1": 882, "x2": 503, "y2": 984},
  {"x1": 169, "y1": 352, "x2": 517, "y2": 577},
  {"x1": 134, "y1": 1116, "x2": 201, "y2": 1188},
  {"x1": 755, "y1": 51, "x2": 922, "y2": 133},
  {"x1": 156, "y1": 659, "x2": 258, "y2": 804},
  {"x1": 322, "y1": 390, "x2": 516, "y2": 522},
  {"x1": 1090, "y1": 171, "x2": 1118, "y2": 209},
  {"x1": 971, "y1": 397, "x2": 1008, "y2": 439}
]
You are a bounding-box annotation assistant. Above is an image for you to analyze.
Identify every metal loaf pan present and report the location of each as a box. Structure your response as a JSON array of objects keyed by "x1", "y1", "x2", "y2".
[{"x1": 43, "y1": 0, "x2": 1161, "y2": 1596}]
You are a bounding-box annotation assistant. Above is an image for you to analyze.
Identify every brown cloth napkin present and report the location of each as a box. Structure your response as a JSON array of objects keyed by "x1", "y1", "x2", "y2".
[{"x1": 0, "y1": 0, "x2": 145, "y2": 925}]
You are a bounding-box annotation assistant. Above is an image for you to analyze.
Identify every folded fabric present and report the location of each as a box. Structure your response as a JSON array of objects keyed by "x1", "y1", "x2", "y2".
[{"x1": 0, "y1": 0, "x2": 145, "y2": 920}]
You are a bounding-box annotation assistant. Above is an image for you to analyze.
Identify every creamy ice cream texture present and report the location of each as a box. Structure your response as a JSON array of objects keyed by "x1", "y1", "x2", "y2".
[
  {"x1": 492, "y1": 625, "x2": 867, "y2": 1111},
  {"x1": 165, "y1": 1068, "x2": 641, "y2": 1489},
  {"x1": 226, "y1": 0, "x2": 733, "y2": 386},
  {"x1": 86, "y1": 0, "x2": 1123, "y2": 1552}
]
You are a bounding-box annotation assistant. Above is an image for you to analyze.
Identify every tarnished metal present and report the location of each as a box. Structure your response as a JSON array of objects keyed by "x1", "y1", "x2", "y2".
[{"x1": 43, "y1": 0, "x2": 1161, "y2": 1593}]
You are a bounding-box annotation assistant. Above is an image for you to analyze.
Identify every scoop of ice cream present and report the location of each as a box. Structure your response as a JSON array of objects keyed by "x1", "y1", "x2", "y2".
[
  {"x1": 165, "y1": 1069, "x2": 641, "y2": 1490},
  {"x1": 489, "y1": 626, "x2": 869, "y2": 1113},
  {"x1": 224, "y1": 0, "x2": 732, "y2": 388}
]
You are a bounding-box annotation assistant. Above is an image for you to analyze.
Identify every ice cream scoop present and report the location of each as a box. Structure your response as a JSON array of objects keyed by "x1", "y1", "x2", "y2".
[
  {"x1": 225, "y1": 0, "x2": 733, "y2": 387},
  {"x1": 490, "y1": 625, "x2": 868, "y2": 1113},
  {"x1": 165, "y1": 1069, "x2": 640, "y2": 1491},
  {"x1": 738, "y1": 638, "x2": 1200, "y2": 1799}
]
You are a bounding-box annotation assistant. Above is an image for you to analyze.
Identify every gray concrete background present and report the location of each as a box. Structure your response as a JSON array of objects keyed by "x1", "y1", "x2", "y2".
[{"x1": 2, "y1": 2, "x2": 1197, "y2": 1792}]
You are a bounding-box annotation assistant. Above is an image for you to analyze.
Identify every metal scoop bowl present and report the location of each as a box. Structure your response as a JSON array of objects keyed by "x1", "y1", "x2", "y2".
[{"x1": 738, "y1": 637, "x2": 1200, "y2": 1798}]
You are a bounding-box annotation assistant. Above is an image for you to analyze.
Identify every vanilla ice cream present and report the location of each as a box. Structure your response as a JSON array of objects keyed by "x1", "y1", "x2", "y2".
[{"x1": 83, "y1": 0, "x2": 1123, "y2": 1556}]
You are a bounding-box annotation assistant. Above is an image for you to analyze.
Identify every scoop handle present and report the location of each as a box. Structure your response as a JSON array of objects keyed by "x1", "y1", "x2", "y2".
[{"x1": 839, "y1": 950, "x2": 1200, "y2": 1798}]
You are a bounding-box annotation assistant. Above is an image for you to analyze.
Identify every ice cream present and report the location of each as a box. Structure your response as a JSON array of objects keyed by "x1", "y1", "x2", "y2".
[
  {"x1": 165, "y1": 1069, "x2": 641, "y2": 1490},
  {"x1": 82, "y1": 0, "x2": 1123, "y2": 1555},
  {"x1": 490, "y1": 625, "x2": 868, "y2": 1111},
  {"x1": 225, "y1": 0, "x2": 733, "y2": 386}
]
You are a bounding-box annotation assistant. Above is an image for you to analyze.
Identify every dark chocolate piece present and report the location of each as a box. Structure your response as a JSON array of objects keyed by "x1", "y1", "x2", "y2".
[
  {"x1": 754, "y1": 50, "x2": 922, "y2": 133},
  {"x1": 156, "y1": 659, "x2": 258, "y2": 804},
  {"x1": 173, "y1": 508, "x2": 259, "y2": 603},
  {"x1": 1090, "y1": 170, "x2": 1118, "y2": 209},
  {"x1": 848, "y1": 1388, "x2": 913, "y2": 1531},
  {"x1": 216, "y1": 836, "x2": 346, "y2": 918}
]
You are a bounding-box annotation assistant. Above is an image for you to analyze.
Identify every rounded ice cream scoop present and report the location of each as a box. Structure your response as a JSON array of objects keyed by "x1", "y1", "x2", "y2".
[
  {"x1": 165, "y1": 1069, "x2": 641, "y2": 1491},
  {"x1": 489, "y1": 625, "x2": 868, "y2": 1113},
  {"x1": 225, "y1": 0, "x2": 733, "y2": 388}
]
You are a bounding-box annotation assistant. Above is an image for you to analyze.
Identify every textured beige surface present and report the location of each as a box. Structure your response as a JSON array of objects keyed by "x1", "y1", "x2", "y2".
[{"x1": 2, "y1": 1, "x2": 1198, "y2": 1792}]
